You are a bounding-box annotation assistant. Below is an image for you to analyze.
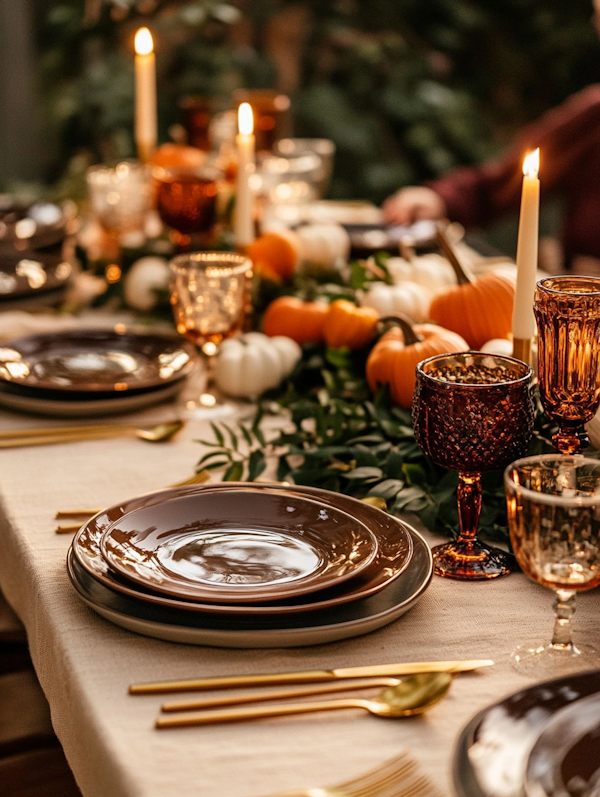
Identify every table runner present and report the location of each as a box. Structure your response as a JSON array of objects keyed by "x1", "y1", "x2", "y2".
[{"x1": 0, "y1": 402, "x2": 599, "y2": 797}]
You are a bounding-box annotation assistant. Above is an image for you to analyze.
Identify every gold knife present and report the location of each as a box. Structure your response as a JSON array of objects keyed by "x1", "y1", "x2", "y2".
[{"x1": 129, "y1": 659, "x2": 493, "y2": 694}]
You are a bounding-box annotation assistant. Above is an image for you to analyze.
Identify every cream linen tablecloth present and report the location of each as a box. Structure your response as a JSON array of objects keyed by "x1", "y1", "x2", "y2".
[{"x1": 1, "y1": 401, "x2": 600, "y2": 797}]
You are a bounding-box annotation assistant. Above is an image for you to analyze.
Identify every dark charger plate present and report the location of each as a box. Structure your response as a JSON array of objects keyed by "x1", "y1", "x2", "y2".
[
  {"x1": 453, "y1": 669, "x2": 600, "y2": 797},
  {"x1": 0, "y1": 328, "x2": 196, "y2": 400}
]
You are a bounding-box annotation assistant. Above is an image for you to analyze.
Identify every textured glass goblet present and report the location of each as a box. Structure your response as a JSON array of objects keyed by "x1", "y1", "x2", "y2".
[
  {"x1": 413, "y1": 352, "x2": 535, "y2": 580},
  {"x1": 534, "y1": 276, "x2": 600, "y2": 454},
  {"x1": 169, "y1": 251, "x2": 252, "y2": 414},
  {"x1": 155, "y1": 164, "x2": 220, "y2": 251},
  {"x1": 505, "y1": 454, "x2": 600, "y2": 676}
]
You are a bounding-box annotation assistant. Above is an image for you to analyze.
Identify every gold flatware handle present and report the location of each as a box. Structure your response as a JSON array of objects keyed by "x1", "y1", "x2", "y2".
[
  {"x1": 0, "y1": 422, "x2": 168, "y2": 439},
  {"x1": 56, "y1": 509, "x2": 104, "y2": 519},
  {"x1": 54, "y1": 471, "x2": 211, "y2": 526},
  {"x1": 0, "y1": 430, "x2": 135, "y2": 448},
  {"x1": 161, "y1": 678, "x2": 400, "y2": 713},
  {"x1": 130, "y1": 660, "x2": 493, "y2": 694},
  {"x1": 56, "y1": 523, "x2": 86, "y2": 534},
  {"x1": 156, "y1": 698, "x2": 365, "y2": 728}
]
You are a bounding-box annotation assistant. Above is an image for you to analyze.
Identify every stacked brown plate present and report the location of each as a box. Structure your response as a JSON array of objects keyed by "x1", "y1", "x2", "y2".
[
  {"x1": 67, "y1": 483, "x2": 433, "y2": 648},
  {"x1": 0, "y1": 328, "x2": 195, "y2": 417},
  {"x1": 0, "y1": 200, "x2": 75, "y2": 309}
]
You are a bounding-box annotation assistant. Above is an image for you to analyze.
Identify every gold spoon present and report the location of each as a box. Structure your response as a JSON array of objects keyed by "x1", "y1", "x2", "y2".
[
  {"x1": 0, "y1": 420, "x2": 184, "y2": 448},
  {"x1": 155, "y1": 672, "x2": 452, "y2": 728},
  {"x1": 161, "y1": 677, "x2": 405, "y2": 712}
]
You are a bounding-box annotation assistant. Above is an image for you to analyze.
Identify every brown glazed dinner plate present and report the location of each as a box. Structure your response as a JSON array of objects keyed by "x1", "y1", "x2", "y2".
[
  {"x1": 525, "y1": 691, "x2": 600, "y2": 797},
  {"x1": 453, "y1": 670, "x2": 600, "y2": 797},
  {"x1": 0, "y1": 251, "x2": 73, "y2": 301},
  {"x1": 71, "y1": 483, "x2": 413, "y2": 615},
  {"x1": 0, "y1": 328, "x2": 195, "y2": 398},
  {"x1": 99, "y1": 489, "x2": 380, "y2": 603}
]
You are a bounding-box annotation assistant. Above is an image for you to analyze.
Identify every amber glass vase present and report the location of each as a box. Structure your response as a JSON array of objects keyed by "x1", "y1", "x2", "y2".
[
  {"x1": 534, "y1": 276, "x2": 600, "y2": 454},
  {"x1": 413, "y1": 352, "x2": 534, "y2": 580}
]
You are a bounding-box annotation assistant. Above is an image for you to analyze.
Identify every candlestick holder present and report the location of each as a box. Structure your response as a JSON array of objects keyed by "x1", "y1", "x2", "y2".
[
  {"x1": 534, "y1": 276, "x2": 600, "y2": 454},
  {"x1": 413, "y1": 351, "x2": 535, "y2": 580}
]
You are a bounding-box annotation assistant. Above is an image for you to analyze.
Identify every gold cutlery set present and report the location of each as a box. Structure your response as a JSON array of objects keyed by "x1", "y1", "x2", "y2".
[
  {"x1": 0, "y1": 419, "x2": 184, "y2": 448},
  {"x1": 252, "y1": 749, "x2": 449, "y2": 797},
  {"x1": 128, "y1": 659, "x2": 493, "y2": 728},
  {"x1": 54, "y1": 469, "x2": 211, "y2": 532}
]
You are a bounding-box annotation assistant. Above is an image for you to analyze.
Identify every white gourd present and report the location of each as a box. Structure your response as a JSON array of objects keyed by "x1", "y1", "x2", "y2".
[
  {"x1": 586, "y1": 409, "x2": 600, "y2": 449},
  {"x1": 213, "y1": 332, "x2": 302, "y2": 398},
  {"x1": 386, "y1": 254, "x2": 457, "y2": 294},
  {"x1": 361, "y1": 281, "x2": 431, "y2": 323},
  {"x1": 295, "y1": 223, "x2": 350, "y2": 272}
]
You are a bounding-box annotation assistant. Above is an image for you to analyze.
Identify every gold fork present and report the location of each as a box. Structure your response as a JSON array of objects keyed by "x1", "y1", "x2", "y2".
[
  {"x1": 54, "y1": 470, "x2": 211, "y2": 533},
  {"x1": 258, "y1": 751, "x2": 448, "y2": 797}
]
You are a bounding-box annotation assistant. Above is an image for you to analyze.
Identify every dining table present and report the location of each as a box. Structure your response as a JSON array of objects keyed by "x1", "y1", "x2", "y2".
[{"x1": 1, "y1": 382, "x2": 599, "y2": 797}]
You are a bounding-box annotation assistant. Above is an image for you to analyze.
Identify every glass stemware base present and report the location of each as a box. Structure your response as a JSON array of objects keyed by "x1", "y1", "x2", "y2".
[
  {"x1": 431, "y1": 539, "x2": 513, "y2": 580},
  {"x1": 511, "y1": 640, "x2": 597, "y2": 677}
]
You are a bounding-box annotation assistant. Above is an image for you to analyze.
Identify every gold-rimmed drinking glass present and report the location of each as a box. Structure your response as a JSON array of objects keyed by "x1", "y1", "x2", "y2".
[
  {"x1": 169, "y1": 251, "x2": 252, "y2": 415},
  {"x1": 534, "y1": 275, "x2": 600, "y2": 454},
  {"x1": 505, "y1": 454, "x2": 600, "y2": 676},
  {"x1": 413, "y1": 352, "x2": 535, "y2": 580}
]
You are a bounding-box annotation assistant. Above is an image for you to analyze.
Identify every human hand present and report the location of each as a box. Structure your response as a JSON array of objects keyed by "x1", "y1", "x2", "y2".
[{"x1": 382, "y1": 186, "x2": 446, "y2": 225}]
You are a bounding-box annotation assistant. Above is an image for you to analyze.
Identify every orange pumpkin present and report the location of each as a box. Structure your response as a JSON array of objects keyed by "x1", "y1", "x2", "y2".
[
  {"x1": 429, "y1": 271, "x2": 515, "y2": 349},
  {"x1": 263, "y1": 296, "x2": 329, "y2": 345},
  {"x1": 246, "y1": 231, "x2": 299, "y2": 283},
  {"x1": 151, "y1": 143, "x2": 207, "y2": 171},
  {"x1": 324, "y1": 300, "x2": 379, "y2": 350},
  {"x1": 366, "y1": 318, "x2": 469, "y2": 408}
]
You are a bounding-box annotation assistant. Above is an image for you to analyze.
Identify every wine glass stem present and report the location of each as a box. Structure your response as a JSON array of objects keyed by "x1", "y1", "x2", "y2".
[
  {"x1": 550, "y1": 588, "x2": 577, "y2": 650},
  {"x1": 457, "y1": 472, "x2": 482, "y2": 544}
]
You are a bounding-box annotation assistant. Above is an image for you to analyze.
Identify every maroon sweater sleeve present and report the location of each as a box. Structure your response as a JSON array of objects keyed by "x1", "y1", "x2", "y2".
[{"x1": 427, "y1": 85, "x2": 600, "y2": 229}]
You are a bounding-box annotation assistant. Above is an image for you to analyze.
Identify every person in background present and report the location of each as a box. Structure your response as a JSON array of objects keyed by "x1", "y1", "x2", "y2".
[{"x1": 383, "y1": 2, "x2": 600, "y2": 275}]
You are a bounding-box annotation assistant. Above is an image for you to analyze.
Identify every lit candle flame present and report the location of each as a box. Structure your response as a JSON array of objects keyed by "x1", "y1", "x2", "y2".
[
  {"x1": 134, "y1": 27, "x2": 154, "y2": 56},
  {"x1": 523, "y1": 148, "x2": 540, "y2": 178},
  {"x1": 238, "y1": 103, "x2": 254, "y2": 136}
]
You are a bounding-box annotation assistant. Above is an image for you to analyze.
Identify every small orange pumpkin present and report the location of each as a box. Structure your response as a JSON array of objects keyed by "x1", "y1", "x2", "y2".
[
  {"x1": 323, "y1": 300, "x2": 379, "y2": 350},
  {"x1": 366, "y1": 317, "x2": 469, "y2": 408},
  {"x1": 427, "y1": 236, "x2": 515, "y2": 349},
  {"x1": 263, "y1": 296, "x2": 329, "y2": 345},
  {"x1": 246, "y1": 231, "x2": 299, "y2": 283}
]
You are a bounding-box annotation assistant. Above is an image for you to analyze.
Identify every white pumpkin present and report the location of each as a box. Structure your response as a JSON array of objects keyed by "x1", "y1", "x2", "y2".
[
  {"x1": 295, "y1": 223, "x2": 350, "y2": 272},
  {"x1": 361, "y1": 281, "x2": 431, "y2": 323},
  {"x1": 385, "y1": 254, "x2": 457, "y2": 294},
  {"x1": 480, "y1": 338, "x2": 513, "y2": 356},
  {"x1": 213, "y1": 331, "x2": 302, "y2": 398},
  {"x1": 586, "y1": 409, "x2": 600, "y2": 450},
  {"x1": 124, "y1": 256, "x2": 169, "y2": 312}
]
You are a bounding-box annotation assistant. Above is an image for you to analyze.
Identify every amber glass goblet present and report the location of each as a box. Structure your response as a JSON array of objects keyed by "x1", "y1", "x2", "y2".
[
  {"x1": 534, "y1": 276, "x2": 600, "y2": 455},
  {"x1": 155, "y1": 164, "x2": 220, "y2": 251},
  {"x1": 169, "y1": 251, "x2": 252, "y2": 415},
  {"x1": 413, "y1": 352, "x2": 535, "y2": 580},
  {"x1": 505, "y1": 454, "x2": 600, "y2": 676}
]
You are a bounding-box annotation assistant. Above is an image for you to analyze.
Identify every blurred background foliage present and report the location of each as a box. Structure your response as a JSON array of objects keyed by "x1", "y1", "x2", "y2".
[{"x1": 19, "y1": 0, "x2": 600, "y2": 201}]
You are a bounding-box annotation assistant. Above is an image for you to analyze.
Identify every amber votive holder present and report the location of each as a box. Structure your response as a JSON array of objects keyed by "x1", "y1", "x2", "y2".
[
  {"x1": 534, "y1": 275, "x2": 600, "y2": 454},
  {"x1": 413, "y1": 351, "x2": 535, "y2": 580}
]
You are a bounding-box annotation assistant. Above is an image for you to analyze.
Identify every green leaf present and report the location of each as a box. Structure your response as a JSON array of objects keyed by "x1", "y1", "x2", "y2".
[
  {"x1": 402, "y1": 463, "x2": 428, "y2": 488},
  {"x1": 221, "y1": 423, "x2": 239, "y2": 451},
  {"x1": 248, "y1": 449, "x2": 267, "y2": 481},
  {"x1": 367, "y1": 478, "x2": 405, "y2": 500},
  {"x1": 223, "y1": 461, "x2": 244, "y2": 481},
  {"x1": 209, "y1": 422, "x2": 225, "y2": 448},
  {"x1": 204, "y1": 460, "x2": 231, "y2": 470},
  {"x1": 197, "y1": 449, "x2": 231, "y2": 468},
  {"x1": 342, "y1": 466, "x2": 384, "y2": 480},
  {"x1": 238, "y1": 423, "x2": 253, "y2": 447}
]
